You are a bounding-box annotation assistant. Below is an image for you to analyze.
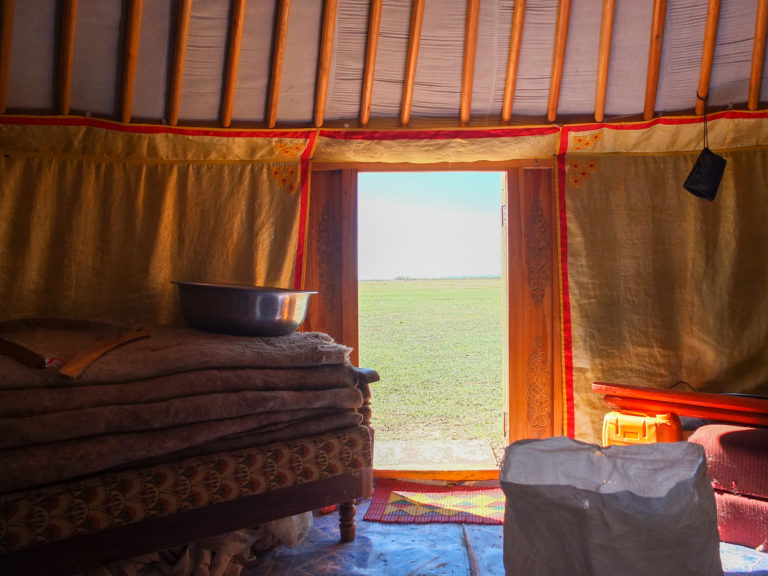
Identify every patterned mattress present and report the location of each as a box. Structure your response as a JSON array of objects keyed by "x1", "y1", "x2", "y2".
[{"x1": 0, "y1": 425, "x2": 372, "y2": 554}]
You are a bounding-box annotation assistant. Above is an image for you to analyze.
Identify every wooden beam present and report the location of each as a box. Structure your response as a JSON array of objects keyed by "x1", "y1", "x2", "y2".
[
  {"x1": 120, "y1": 0, "x2": 143, "y2": 124},
  {"x1": 593, "y1": 381, "x2": 768, "y2": 428},
  {"x1": 220, "y1": 0, "x2": 247, "y2": 127},
  {"x1": 749, "y1": 0, "x2": 768, "y2": 110},
  {"x1": 602, "y1": 395, "x2": 768, "y2": 428},
  {"x1": 460, "y1": 0, "x2": 480, "y2": 125},
  {"x1": 360, "y1": 0, "x2": 382, "y2": 126},
  {"x1": 695, "y1": 0, "x2": 722, "y2": 116},
  {"x1": 643, "y1": 0, "x2": 667, "y2": 120},
  {"x1": 314, "y1": 0, "x2": 337, "y2": 128},
  {"x1": 401, "y1": 0, "x2": 424, "y2": 126},
  {"x1": 267, "y1": 0, "x2": 290, "y2": 128},
  {"x1": 0, "y1": 0, "x2": 14, "y2": 114},
  {"x1": 502, "y1": 0, "x2": 526, "y2": 123},
  {"x1": 168, "y1": 0, "x2": 191, "y2": 126},
  {"x1": 58, "y1": 0, "x2": 78, "y2": 115},
  {"x1": 594, "y1": 0, "x2": 614, "y2": 122},
  {"x1": 547, "y1": 0, "x2": 571, "y2": 123}
]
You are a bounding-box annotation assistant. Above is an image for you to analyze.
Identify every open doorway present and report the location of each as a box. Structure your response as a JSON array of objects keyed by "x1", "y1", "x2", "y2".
[
  {"x1": 303, "y1": 164, "x2": 562, "y2": 474},
  {"x1": 357, "y1": 172, "x2": 506, "y2": 474}
]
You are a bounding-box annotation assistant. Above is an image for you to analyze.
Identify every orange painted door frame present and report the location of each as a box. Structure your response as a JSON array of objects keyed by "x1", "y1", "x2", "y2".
[
  {"x1": 302, "y1": 169, "x2": 360, "y2": 365},
  {"x1": 503, "y1": 165, "x2": 563, "y2": 442},
  {"x1": 305, "y1": 164, "x2": 562, "y2": 444}
]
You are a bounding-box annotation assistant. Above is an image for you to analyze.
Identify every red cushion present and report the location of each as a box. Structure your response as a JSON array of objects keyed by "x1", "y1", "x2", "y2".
[
  {"x1": 688, "y1": 424, "x2": 768, "y2": 500},
  {"x1": 714, "y1": 490, "x2": 768, "y2": 549}
]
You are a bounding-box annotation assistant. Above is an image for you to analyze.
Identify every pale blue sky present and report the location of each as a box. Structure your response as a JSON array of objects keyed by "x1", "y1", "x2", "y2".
[{"x1": 357, "y1": 172, "x2": 504, "y2": 280}]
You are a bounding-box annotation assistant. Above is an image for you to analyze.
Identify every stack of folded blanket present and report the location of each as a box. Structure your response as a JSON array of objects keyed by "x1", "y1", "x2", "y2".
[{"x1": 0, "y1": 318, "x2": 367, "y2": 494}]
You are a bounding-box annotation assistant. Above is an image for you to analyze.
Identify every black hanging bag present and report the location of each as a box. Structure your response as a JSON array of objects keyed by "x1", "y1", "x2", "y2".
[{"x1": 684, "y1": 147, "x2": 727, "y2": 201}]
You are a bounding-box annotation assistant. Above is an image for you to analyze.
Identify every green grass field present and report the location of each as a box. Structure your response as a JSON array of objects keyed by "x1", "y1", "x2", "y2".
[{"x1": 358, "y1": 277, "x2": 505, "y2": 450}]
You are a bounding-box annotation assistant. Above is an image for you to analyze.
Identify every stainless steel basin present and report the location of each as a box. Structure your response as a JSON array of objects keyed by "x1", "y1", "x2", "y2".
[{"x1": 173, "y1": 281, "x2": 315, "y2": 336}]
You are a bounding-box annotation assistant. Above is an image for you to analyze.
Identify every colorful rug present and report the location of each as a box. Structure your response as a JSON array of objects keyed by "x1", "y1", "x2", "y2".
[{"x1": 363, "y1": 479, "x2": 505, "y2": 525}]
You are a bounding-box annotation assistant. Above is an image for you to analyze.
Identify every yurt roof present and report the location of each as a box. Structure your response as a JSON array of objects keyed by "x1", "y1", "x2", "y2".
[{"x1": 1, "y1": 0, "x2": 766, "y2": 130}]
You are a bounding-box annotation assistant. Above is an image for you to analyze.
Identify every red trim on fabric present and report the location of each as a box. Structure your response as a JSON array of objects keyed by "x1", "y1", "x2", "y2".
[
  {"x1": 557, "y1": 127, "x2": 576, "y2": 438},
  {"x1": 293, "y1": 131, "x2": 317, "y2": 289},
  {"x1": 0, "y1": 115, "x2": 314, "y2": 139},
  {"x1": 558, "y1": 109, "x2": 768, "y2": 135},
  {"x1": 319, "y1": 126, "x2": 559, "y2": 141},
  {"x1": 4, "y1": 110, "x2": 766, "y2": 139}
]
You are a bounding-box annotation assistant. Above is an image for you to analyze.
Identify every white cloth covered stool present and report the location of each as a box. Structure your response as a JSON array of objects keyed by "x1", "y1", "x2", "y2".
[{"x1": 500, "y1": 437, "x2": 723, "y2": 576}]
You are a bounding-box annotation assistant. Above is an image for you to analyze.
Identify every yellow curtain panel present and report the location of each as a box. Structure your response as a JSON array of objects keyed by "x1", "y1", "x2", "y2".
[
  {"x1": 559, "y1": 115, "x2": 768, "y2": 443},
  {"x1": 0, "y1": 120, "x2": 312, "y2": 325},
  {"x1": 314, "y1": 126, "x2": 560, "y2": 164}
]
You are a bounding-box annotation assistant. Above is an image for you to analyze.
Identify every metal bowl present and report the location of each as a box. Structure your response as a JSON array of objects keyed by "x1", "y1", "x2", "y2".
[{"x1": 173, "y1": 281, "x2": 315, "y2": 336}]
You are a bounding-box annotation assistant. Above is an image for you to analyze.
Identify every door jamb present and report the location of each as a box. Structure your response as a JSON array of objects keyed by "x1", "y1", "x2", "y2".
[{"x1": 304, "y1": 161, "x2": 562, "y2": 455}]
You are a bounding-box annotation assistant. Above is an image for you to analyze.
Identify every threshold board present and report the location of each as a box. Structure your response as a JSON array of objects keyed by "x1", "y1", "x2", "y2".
[{"x1": 374, "y1": 440, "x2": 499, "y2": 481}]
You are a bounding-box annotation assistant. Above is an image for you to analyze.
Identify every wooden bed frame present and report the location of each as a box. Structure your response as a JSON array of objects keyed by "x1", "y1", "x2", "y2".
[
  {"x1": 0, "y1": 467, "x2": 372, "y2": 576},
  {"x1": 0, "y1": 369, "x2": 378, "y2": 576}
]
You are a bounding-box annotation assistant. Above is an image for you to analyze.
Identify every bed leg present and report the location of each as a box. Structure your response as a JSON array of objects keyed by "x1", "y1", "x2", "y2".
[{"x1": 339, "y1": 500, "x2": 356, "y2": 542}]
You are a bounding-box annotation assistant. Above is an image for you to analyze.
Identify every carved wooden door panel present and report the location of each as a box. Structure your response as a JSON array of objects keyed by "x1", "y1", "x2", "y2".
[
  {"x1": 302, "y1": 169, "x2": 359, "y2": 366},
  {"x1": 503, "y1": 166, "x2": 562, "y2": 442}
]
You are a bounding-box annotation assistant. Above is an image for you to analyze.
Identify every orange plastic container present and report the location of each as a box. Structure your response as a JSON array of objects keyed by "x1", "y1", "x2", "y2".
[{"x1": 602, "y1": 410, "x2": 683, "y2": 446}]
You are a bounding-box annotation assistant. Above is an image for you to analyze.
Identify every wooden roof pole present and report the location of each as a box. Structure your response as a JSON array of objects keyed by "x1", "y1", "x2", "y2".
[
  {"x1": 695, "y1": 0, "x2": 722, "y2": 116},
  {"x1": 167, "y1": 0, "x2": 191, "y2": 126},
  {"x1": 401, "y1": 0, "x2": 424, "y2": 126},
  {"x1": 547, "y1": 0, "x2": 571, "y2": 123},
  {"x1": 58, "y1": 0, "x2": 78, "y2": 115},
  {"x1": 748, "y1": 0, "x2": 768, "y2": 110},
  {"x1": 460, "y1": 0, "x2": 480, "y2": 125},
  {"x1": 594, "y1": 0, "x2": 614, "y2": 122},
  {"x1": 643, "y1": 0, "x2": 667, "y2": 120},
  {"x1": 0, "y1": 0, "x2": 14, "y2": 114},
  {"x1": 220, "y1": 0, "x2": 247, "y2": 128},
  {"x1": 267, "y1": 0, "x2": 290, "y2": 128},
  {"x1": 314, "y1": 0, "x2": 337, "y2": 128},
  {"x1": 360, "y1": 0, "x2": 382, "y2": 126},
  {"x1": 120, "y1": 0, "x2": 143, "y2": 124},
  {"x1": 502, "y1": 0, "x2": 526, "y2": 123}
]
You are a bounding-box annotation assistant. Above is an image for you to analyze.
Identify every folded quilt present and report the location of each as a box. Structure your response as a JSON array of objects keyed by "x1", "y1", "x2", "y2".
[
  {"x1": 0, "y1": 320, "x2": 371, "y2": 495},
  {"x1": 0, "y1": 387, "x2": 363, "y2": 449},
  {"x1": 114, "y1": 412, "x2": 366, "y2": 472},
  {"x1": 0, "y1": 364, "x2": 359, "y2": 418},
  {"x1": 0, "y1": 409, "x2": 363, "y2": 493},
  {"x1": 0, "y1": 322, "x2": 352, "y2": 389}
]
